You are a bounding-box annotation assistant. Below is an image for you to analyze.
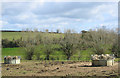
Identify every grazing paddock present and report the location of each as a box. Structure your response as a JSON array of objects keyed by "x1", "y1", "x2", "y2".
[
  {"x1": 1, "y1": 30, "x2": 119, "y2": 77},
  {"x1": 2, "y1": 47, "x2": 94, "y2": 61},
  {"x1": 1, "y1": 60, "x2": 119, "y2": 76}
]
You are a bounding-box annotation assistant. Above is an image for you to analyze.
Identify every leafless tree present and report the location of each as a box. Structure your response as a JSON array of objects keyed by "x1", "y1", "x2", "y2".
[
  {"x1": 18, "y1": 29, "x2": 43, "y2": 60},
  {"x1": 82, "y1": 28, "x2": 117, "y2": 54},
  {"x1": 42, "y1": 35, "x2": 54, "y2": 60},
  {"x1": 45, "y1": 29, "x2": 49, "y2": 33},
  {"x1": 56, "y1": 29, "x2": 60, "y2": 33},
  {"x1": 60, "y1": 29, "x2": 79, "y2": 60},
  {"x1": 24, "y1": 43, "x2": 35, "y2": 60}
]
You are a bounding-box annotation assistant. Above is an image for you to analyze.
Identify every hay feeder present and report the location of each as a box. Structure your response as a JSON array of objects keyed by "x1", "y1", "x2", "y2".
[
  {"x1": 91, "y1": 54, "x2": 115, "y2": 66},
  {"x1": 4, "y1": 56, "x2": 21, "y2": 64}
]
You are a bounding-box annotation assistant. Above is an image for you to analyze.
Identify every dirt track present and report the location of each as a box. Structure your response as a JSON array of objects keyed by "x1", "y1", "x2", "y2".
[{"x1": 1, "y1": 61, "x2": 119, "y2": 76}]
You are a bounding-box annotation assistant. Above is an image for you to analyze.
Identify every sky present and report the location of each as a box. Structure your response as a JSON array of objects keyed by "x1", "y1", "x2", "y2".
[{"x1": 1, "y1": 2, "x2": 118, "y2": 33}]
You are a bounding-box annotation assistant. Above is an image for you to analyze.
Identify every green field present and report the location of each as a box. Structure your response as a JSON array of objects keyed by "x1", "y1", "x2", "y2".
[
  {"x1": 2, "y1": 32, "x2": 119, "y2": 61},
  {"x1": 2, "y1": 47, "x2": 94, "y2": 61},
  {"x1": 2, "y1": 48, "x2": 25, "y2": 59},
  {"x1": 2, "y1": 32, "x2": 23, "y2": 40},
  {"x1": 2, "y1": 32, "x2": 63, "y2": 40}
]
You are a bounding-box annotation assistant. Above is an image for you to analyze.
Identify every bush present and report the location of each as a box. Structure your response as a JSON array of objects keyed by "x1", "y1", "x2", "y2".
[
  {"x1": 24, "y1": 44, "x2": 35, "y2": 60},
  {"x1": 32, "y1": 55, "x2": 37, "y2": 60},
  {"x1": 2, "y1": 39, "x2": 20, "y2": 48}
]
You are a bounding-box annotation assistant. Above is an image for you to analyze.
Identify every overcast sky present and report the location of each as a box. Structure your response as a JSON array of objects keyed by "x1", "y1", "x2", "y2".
[{"x1": 1, "y1": 2, "x2": 118, "y2": 32}]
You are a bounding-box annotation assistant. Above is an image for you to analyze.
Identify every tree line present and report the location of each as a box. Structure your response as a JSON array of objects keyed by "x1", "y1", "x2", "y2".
[
  {"x1": 2, "y1": 38, "x2": 22, "y2": 48},
  {"x1": 2, "y1": 28, "x2": 119, "y2": 60}
]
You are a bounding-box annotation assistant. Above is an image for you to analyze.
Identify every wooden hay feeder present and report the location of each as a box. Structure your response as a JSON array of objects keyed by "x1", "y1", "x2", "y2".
[
  {"x1": 4, "y1": 56, "x2": 21, "y2": 64},
  {"x1": 92, "y1": 59, "x2": 114, "y2": 66},
  {"x1": 91, "y1": 54, "x2": 115, "y2": 66}
]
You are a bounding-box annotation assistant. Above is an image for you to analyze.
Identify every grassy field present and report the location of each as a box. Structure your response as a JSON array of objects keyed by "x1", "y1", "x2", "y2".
[
  {"x1": 2, "y1": 47, "x2": 93, "y2": 60},
  {"x1": 2, "y1": 48, "x2": 25, "y2": 59},
  {"x1": 2, "y1": 32, "x2": 63, "y2": 40},
  {"x1": 2, "y1": 32, "x2": 119, "y2": 61},
  {"x1": 2, "y1": 32, "x2": 23, "y2": 40},
  {"x1": 2, "y1": 46, "x2": 114, "y2": 61}
]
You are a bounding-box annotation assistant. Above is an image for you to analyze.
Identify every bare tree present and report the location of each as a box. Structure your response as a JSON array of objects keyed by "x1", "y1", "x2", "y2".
[
  {"x1": 24, "y1": 43, "x2": 35, "y2": 60},
  {"x1": 34, "y1": 28, "x2": 38, "y2": 32},
  {"x1": 56, "y1": 29, "x2": 60, "y2": 33},
  {"x1": 45, "y1": 29, "x2": 49, "y2": 33},
  {"x1": 111, "y1": 33, "x2": 119, "y2": 57},
  {"x1": 82, "y1": 28, "x2": 117, "y2": 55},
  {"x1": 60, "y1": 29, "x2": 79, "y2": 60},
  {"x1": 42, "y1": 35, "x2": 54, "y2": 60},
  {"x1": 18, "y1": 29, "x2": 42, "y2": 60}
]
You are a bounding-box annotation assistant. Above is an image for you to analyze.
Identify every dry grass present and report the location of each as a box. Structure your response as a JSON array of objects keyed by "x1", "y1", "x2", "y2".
[{"x1": 1, "y1": 61, "x2": 119, "y2": 76}]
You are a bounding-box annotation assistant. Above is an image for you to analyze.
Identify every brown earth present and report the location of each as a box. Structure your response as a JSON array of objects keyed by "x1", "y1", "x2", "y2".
[{"x1": 1, "y1": 61, "x2": 119, "y2": 77}]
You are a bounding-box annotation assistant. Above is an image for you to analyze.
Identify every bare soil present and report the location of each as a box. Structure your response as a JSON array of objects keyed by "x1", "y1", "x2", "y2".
[{"x1": 1, "y1": 61, "x2": 119, "y2": 76}]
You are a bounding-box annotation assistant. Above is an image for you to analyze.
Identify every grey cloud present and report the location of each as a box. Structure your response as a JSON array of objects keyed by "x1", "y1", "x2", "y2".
[
  {"x1": 32, "y1": 2, "x2": 102, "y2": 15},
  {"x1": 1, "y1": 2, "x2": 117, "y2": 31},
  {"x1": 2, "y1": 2, "x2": 31, "y2": 16}
]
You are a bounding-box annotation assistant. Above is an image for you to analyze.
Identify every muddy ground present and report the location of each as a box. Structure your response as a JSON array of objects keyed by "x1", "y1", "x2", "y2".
[{"x1": 1, "y1": 61, "x2": 119, "y2": 77}]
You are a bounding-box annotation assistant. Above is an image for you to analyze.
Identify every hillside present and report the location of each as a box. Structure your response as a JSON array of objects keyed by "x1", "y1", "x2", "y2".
[
  {"x1": 2, "y1": 31, "x2": 63, "y2": 40},
  {"x1": 1, "y1": 31, "x2": 115, "y2": 61}
]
